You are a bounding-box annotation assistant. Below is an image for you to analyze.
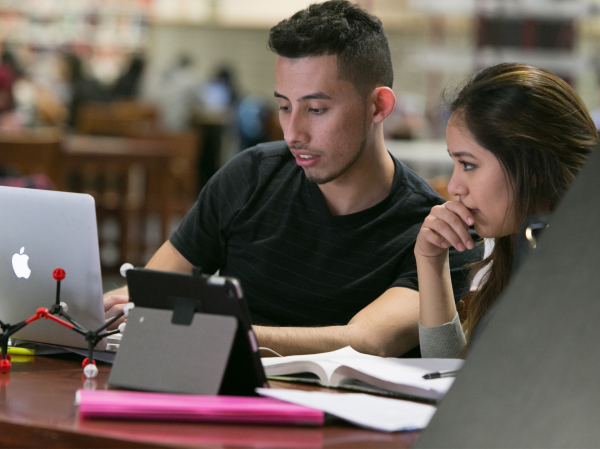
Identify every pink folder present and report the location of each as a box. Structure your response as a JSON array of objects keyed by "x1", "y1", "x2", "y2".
[{"x1": 77, "y1": 389, "x2": 324, "y2": 426}]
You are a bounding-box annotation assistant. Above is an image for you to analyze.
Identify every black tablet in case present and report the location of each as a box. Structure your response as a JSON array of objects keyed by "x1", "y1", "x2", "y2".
[{"x1": 110, "y1": 268, "x2": 268, "y2": 396}]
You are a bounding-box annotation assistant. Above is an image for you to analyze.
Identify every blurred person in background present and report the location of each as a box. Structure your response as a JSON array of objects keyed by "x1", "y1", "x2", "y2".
[
  {"x1": 112, "y1": 53, "x2": 146, "y2": 100},
  {"x1": 0, "y1": 50, "x2": 18, "y2": 129},
  {"x1": 0, "y1": 49, "x2": 58, "y2": 188},
  {"x1": 237, "y1": 94, "x2": 271, "y2": 150},
  {"x1": 198, "y1": 64, "x2": 240, "y2": 187},
  {"x1": 0, "y1": 49, "x2": 68, "y2": 128},
  {"x1": 201, "y1": 65, "x2": 238, "y2": 111},
  {"x1": 154, "y1": 55, "x2": 201, "y2": 132},
  {"x1": 61, "y1": 52, "x2": 111, "y2": 129},
  {"x1": 383, "y1": 93, "x2": 426, "y2": 140}
]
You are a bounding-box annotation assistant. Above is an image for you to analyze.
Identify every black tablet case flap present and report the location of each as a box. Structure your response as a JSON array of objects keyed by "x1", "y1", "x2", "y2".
[
  {"x1": 417, "y1": 143, "x2": 600, "y2": 448},
  {"x1": 109, "y1": 307, "x2": 237, "y2": 395}
]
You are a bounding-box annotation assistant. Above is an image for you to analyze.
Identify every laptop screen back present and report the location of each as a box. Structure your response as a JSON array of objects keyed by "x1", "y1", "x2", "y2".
[{"x1": 0, "y1": 186, "x2": 105, "y2": 349}]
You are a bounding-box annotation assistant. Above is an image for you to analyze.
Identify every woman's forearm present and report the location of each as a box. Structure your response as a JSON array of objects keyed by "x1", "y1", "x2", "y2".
[{"x1": 416, "y1": 251, "x2": 459, "y2": 328}]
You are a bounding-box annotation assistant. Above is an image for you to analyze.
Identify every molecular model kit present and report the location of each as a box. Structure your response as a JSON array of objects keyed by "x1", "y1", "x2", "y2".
[{"x1": 0, "y1": 266, "x2": 134, "y2": 379}]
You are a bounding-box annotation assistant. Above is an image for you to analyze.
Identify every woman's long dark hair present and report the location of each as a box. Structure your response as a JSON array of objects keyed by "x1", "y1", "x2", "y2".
[{"x1": 446, "y1": 63, "x2": 598, "y2": 339}]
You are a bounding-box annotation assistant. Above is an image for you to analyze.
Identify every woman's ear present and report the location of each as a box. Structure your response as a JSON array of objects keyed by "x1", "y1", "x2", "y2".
[{"x1": 370, "y1": 87, "x2": 396, "y2": 124}]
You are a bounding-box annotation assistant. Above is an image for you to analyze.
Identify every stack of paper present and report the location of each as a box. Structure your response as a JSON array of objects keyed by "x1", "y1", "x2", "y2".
[
  {"x1": 257, "y1": 388, "x2": 437, "y2": 432},
  {"x1": 77, "y1": 389, "x2": 324, "y2": 426}
]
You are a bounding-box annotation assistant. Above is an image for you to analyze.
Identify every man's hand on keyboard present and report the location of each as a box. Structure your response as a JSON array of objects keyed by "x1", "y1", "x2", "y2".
[{"x1": 104, "y1": 294, "x2": 129, "y2": 330}]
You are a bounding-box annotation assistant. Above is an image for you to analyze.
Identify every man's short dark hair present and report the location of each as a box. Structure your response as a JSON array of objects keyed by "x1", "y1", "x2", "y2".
[{"x1": 268, "y1": 0, "x2": 393, "y2": 95}]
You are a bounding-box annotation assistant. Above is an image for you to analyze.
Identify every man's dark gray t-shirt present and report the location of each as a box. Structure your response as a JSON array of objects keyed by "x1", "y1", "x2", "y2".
[{"x1": 170, "y1": 141, "x2": 479, "y2": 327}]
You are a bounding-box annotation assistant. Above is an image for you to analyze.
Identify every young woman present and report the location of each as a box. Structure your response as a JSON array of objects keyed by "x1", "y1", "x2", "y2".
[{"x1": 416, "y1": 62, "x2": 598, "y2": 358}]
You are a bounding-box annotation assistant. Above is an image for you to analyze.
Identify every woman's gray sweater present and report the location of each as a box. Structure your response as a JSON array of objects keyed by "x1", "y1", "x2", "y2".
[{"x1": 418, "y1": 313, "x2": 466, "y2": 358}]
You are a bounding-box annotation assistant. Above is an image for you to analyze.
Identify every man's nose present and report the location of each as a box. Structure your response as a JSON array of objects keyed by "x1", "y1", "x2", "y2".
[{"x1": 283, "y1": 112, "x2": 308, "y2": 145}]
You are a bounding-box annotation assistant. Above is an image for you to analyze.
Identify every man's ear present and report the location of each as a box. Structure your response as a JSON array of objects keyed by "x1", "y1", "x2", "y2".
[{"x1": 370, "y1": 87, "x2": 396, "y2": 124}]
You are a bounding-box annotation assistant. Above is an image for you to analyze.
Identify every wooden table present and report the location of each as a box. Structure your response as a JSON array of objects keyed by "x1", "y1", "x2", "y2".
[{"x1": 0, "y1": 356, "x2": 420, "y2": 448}]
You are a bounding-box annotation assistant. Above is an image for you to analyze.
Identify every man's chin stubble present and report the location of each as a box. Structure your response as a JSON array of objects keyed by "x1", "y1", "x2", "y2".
[{"x1": 305, "y1": 171, "x2": 337, "y2": 185}]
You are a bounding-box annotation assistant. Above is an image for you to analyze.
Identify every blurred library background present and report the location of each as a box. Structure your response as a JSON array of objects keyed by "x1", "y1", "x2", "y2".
[{"x1": 1, "y1": 0, "x2": 600, "y2": 278}]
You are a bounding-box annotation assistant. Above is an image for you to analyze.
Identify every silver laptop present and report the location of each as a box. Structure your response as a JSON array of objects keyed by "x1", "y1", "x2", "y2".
[{"x1": 0, "y1": 186, "x2": 107, "y2": 350}]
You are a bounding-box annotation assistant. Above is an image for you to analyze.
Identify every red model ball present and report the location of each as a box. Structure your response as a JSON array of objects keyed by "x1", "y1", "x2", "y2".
[
  {"x1": 0, "y1": 359, "x2": 11, "y2": 373},
  {"x1": 53, "y1": 268, "x2": 66, "y2": 281}
]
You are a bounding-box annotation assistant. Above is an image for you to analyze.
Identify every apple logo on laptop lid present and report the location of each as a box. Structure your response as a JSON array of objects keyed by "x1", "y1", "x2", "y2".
[{"x1": 12, "y1": 247, "x2": 31, "y2": 279}]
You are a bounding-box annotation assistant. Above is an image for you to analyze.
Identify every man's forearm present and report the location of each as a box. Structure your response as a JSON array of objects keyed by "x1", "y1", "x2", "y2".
[
  {"x1": 254, "y1": 288, "x2": 421, "y2": 357},
  {"x1": 253, "y1": 325, "x2": 351, "y2": 357},
  {"x1": 253, "y1": 320, "x2": 418, "y2": 357}
]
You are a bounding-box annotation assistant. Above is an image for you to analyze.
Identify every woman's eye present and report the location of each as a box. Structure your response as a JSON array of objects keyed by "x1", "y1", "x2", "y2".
[
  {"x1": 279, "y1": 106, "x2": 290, "y2": 112},
  {"x1": 309, "y1": 108, "x2": 326, "y2": 115},
  {"x1": 460, "y1": 161, "x2": 475, "y2": 171}
]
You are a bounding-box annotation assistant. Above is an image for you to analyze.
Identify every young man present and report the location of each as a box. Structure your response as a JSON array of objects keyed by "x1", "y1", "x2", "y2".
[{"x1": 105, "y1": 1, "x2": 478, "y2": 357}]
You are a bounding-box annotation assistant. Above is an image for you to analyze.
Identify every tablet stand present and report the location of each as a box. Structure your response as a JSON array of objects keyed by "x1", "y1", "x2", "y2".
[
  {"x1": 120, "y1": 268, "x2": 268, "y2": 396},
  {"x1": 109, "y1": 306, "x2": 238, "y2": 395}
]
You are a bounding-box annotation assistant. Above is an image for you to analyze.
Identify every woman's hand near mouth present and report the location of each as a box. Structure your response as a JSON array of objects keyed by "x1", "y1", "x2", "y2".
[{"x1": 415, "y1": 201, "x2": 476, "y2": 260}]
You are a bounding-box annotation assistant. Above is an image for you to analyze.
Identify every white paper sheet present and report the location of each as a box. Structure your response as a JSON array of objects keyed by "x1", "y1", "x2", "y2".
[{"x1": 256, "y1": 388, "x2": 437, "y2": 432}]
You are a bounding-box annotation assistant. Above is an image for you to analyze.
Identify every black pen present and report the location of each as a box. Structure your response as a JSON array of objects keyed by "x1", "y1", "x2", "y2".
[{"x1": 422, "y1": 370, "x2": 460, "y2": 379}]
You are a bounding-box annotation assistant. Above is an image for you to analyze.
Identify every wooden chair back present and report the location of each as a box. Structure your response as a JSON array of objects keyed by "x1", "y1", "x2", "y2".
[
  {"x1": 144, "y1": 131, "x2": 201, "y2": 215},
  {"x1": 77, "y1": 101, "x2": 159, "y2": 136},
  {"x1": 0, "y1": 129, "x2": 64, "y2": 190}
]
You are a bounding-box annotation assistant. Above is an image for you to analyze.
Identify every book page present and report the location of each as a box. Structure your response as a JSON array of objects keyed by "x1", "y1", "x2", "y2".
[
  {"x1": 262, "y1": 360, "x2": 339, "y2": 385},
  {"x1": 261, "y1": 346, "x2": 374, "y2": 365},
  {"x1": 332, "y1": 357, "x2": 463, "y2": 396},
  {"x1": 261, "y1": 346, "x2": 376, "y2": 385}
]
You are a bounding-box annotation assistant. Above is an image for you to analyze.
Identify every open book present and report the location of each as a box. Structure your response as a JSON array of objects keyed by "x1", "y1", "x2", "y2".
[{"x1": 261, "y1": 346, "x2": 463, "y2": 402}]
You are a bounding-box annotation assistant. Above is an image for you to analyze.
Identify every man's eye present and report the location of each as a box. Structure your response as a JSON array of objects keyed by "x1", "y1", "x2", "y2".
[
  {"x1": 309, "y1": 108, "x2": 326, "y2": 115},
  {"x1": 279, "y1": 106, "x2": 290, "y2": 112}
]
